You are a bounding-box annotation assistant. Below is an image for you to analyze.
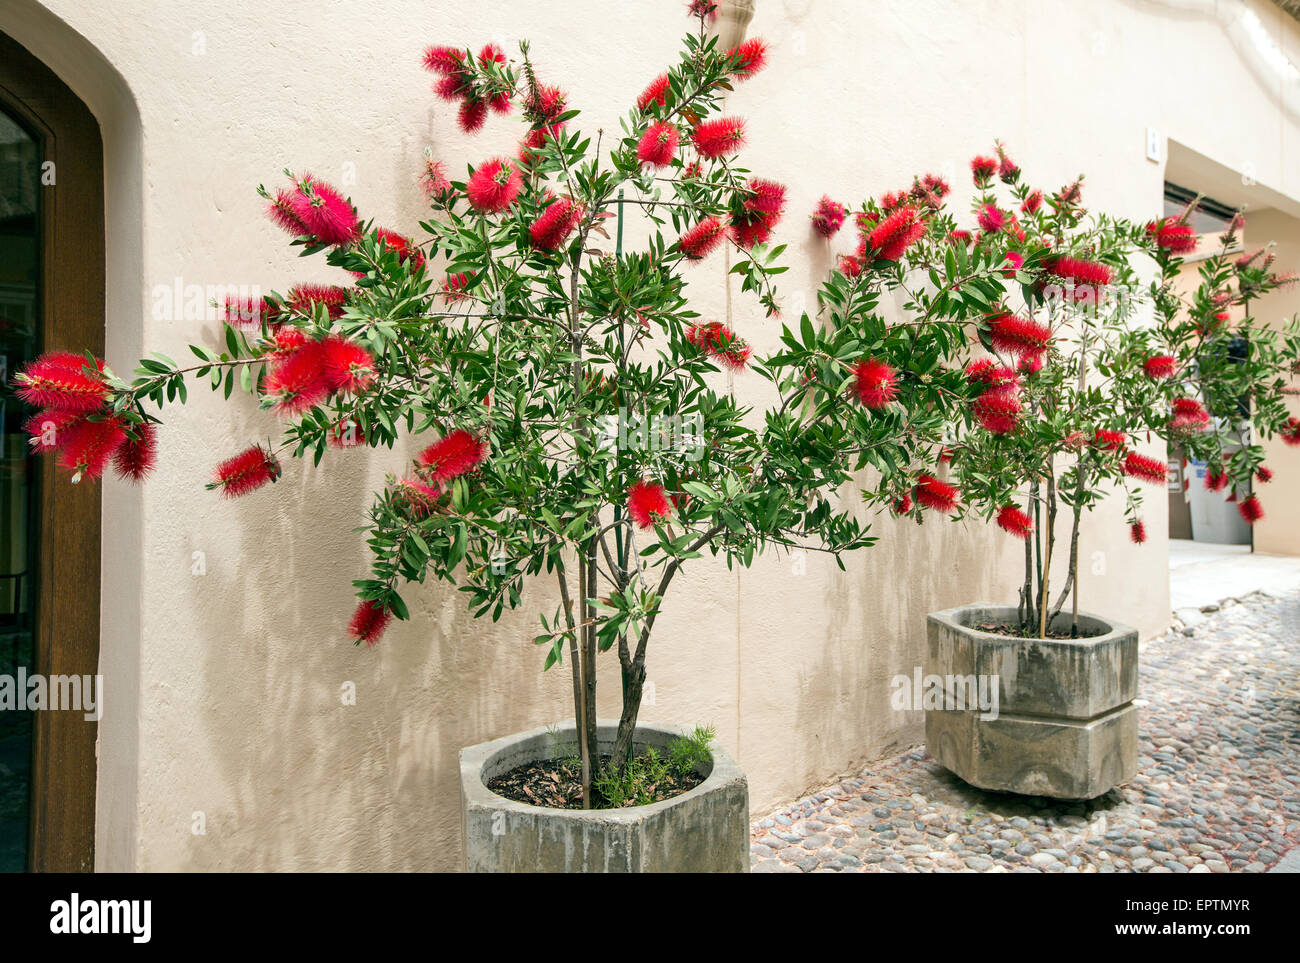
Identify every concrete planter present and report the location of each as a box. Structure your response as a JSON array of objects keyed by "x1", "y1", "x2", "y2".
[
  {"x1": 459, "y1": 720, "x2": 749, "y2": 873},
  {"x1": 925, "y1": 604, "x2": 1139, "y2": 799}
]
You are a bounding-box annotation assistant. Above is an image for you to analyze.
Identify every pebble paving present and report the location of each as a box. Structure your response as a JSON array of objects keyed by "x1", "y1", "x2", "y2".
[{"x1": 751, "y1": 590, "x2": 1300, "y2": 873}]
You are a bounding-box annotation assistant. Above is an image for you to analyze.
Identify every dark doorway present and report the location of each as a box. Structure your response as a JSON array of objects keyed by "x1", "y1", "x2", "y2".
[{"x1": 0, "y1": 29, "x2": 105, "y2": 873}]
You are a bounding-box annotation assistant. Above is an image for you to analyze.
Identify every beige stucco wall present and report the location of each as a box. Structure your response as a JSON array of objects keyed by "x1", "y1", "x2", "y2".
[
  {"x1": 1248, "y1": 208, "x2": 1300, "y2": 554},
  {"x1": 3, "y1": 0, "x2": 1298, "y2": 871}
]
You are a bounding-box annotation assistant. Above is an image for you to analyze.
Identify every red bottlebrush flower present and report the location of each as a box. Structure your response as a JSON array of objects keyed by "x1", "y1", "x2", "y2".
[
  {"x1": 726, "y1": 37, "x2": 767, "y2": 79},
  {"x1": 1064, "y1": 431, "x2": 1086, "y2": 449},
  {"x1": 23, "y1": 408, "x2": 86, "y2": 454},
  {"x1": 530, "y1": 194, "x2": 585, "y2": 251},
  {"x1": 1171, "y1": 396, "x2": 1210, "y2": 433},
  {"x1": 839, "y1": 255, "x2": 863, "y2": 277},
  {"x1": 811, "y1": 196, "x2": 847, "y2": 238},
  {"x1": 441, "y1": 271, "x2": 476, "y2": 303},
  {"x1": 692, "y1": 116, "x2": 746, "y2": 159},
  {"x1": 628, "y1": 480, "x2": 673, "y2": 529},
  {"x1": 1256, "y1": 465, "x2": 1273, "y2": 483},
  {"x1": 996, "y1": 504, "x2": 1034, "y2": 540},
  {"x1": 949, "y1": 229, "x2": 973, "y2": 246},
  {"x1": 14, "y1": 353, "x2": 109, "y2": 413},
  {"x1": 687, "y1": 0, "x2": 718, "y2": 21},
  {"x1": 1092, "y1": 428, "x2": 1127, "y2": 452},
  {"x1": 1122, "y1": 452, "x2": 1168, "y2": 486},
  {"x1": 914, "y1": 474, "x2": 959, "y2": 514},
  {"x1": 271, "y1": 326, "x2": 308, "y2": 357},
  {"x1": 891, "y1": 492, "x2": 913, "y2": 515},
  {"x1": 1143, "y1": 354, "x2": 1177, "y2": 380},
  {"x1": 637, "y1": 73, "x2": 670, "y2": 112},
  {"x1": 1002, "y1": 251, "x2": 1024, "y2": 277},
  {"x1": 393, "y1": 476, "x2": 448, "y2": 519},
  {"x1": 1017, "y1": 353, "x2": 1044, "y2": 376},
  {"x1": 973, "y1": 385, "x2": 1022, "y2": 434},
  {"x1": 1238, "y1": 495, "x2": 1264, "y2": 524},
  {"x1": 57, "y1": 416, "x2": 127, "y2": 481},
  {"x1": 349, "y1": 599, "x2": 392, "y2": 647},
  {"x1": 637, "y1": 121, "x2": 679, "y2": 168},
  {"x1": 266, "y1": 187, "x2": 311, "y2": 237},
  {"x1": 965, "y1": 358, "x2": 1018, "y2": 390},
  {"x1": 420, "y1": 156, "x2": 454, "y2": 202},
  {"x1": 321, "y1": 335, "x2": 376, "y2": 394},
  {"x1": 223, "y1": 294, "x2": 277, "y2": 328},
  {"x1": 1130, "y1": 520, "x2": 1147, "y2": 545},
  {"x1": 111, "y1": 422, "x2": 157, "y2": 482},
  {"x1": 686, "y1": 322, "x2": 751, "y2": 370},
  {"x1": 1046, "y1": 256, "x2": 1113, "y2": 301},
  {"x1": 265, "y1": 339, "x2": 332, "y2": 414},
  {"x1": 371, "y1": 228, "x2": 426, "y2": 272},
  {"x1": 678, "y1": 216, "x2": 729, "y2": 260},
  {"x1": 329, "y1": 417, "x2": 366, "y2": 449},
  {"x1": 457, "y1": 98, "x2": 489, "y2": 134},
  {"x1": 731, "y1": 178, "x2": 786, "y2": 249},
  {"x1": 878, "y1": 191, "x2": 906, "y2": 213},
  {"x1": 989, "y1": 313, "x2": 1051, "y2": 360},
  {"x1": 287, "y1": 283, "x2": 349, "y2": 319},
  {"x1": 465, "y1": 157, "x2": 523, "y2": 213},
  {"x1": 997, "y1": 152, "x2": 1020, "y2": 184},
  {"x1": 970, "y1": 155, "x2": 998, "y2": 185},
  {"x1": 213, "y1": 445, "x2": 281, "y2": 497},
  {"x1": 1146, "y1": 217, "x2": 1197, "y2": 255},
  {"x1": 524, "y1": 84, "x2": 568, "y2": 125},
  {"x1": 422, "y1": 44, "x2": 466, "y2": 76},
  {"x1": 1021, "y1": 190, "x2": 1043, "y2": 215},
  {"x1": 744, "y1": 178, "x2": 787, "y2": 218},
  {"x1": 285, "y1": 174, "x2": 360, "y2": 246},
  {"x1": 1204, "y1": 466, "x2": 1229, "y2": 493},
  {"x1": 976, "y1": 203, "x2": 1004, "y2": 234},
  {"x1": 852, "y1": 358, "x2": 899, "y2": 410},
  {"x1": 1057, "y1": 179, "x2": 1083, "y2": 206},
  {"x1": 518, "y1": 124, "x2": 566, "y2": 166},
  {"x1": 418, "y1": 429, "x2": 488, "y2": 483},
  {"x1": 868, "y1": 205, "x2": 926, "y2": 262}
]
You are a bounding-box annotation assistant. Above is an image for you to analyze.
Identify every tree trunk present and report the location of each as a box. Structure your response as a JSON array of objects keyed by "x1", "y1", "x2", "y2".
[{"x1": 610, "y1": 656, "x2": 646, "y2": 768}]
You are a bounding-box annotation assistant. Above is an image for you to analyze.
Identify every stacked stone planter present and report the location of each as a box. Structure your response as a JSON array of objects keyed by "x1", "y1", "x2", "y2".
[{"x1": 925, "y1": 604, "x2": 1139, "y2": 799}]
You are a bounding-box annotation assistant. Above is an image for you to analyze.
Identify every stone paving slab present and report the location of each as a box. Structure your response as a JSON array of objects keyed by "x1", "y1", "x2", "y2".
[{"x1": 751, "y1": 592, "x2": 1300, "y2": 873}]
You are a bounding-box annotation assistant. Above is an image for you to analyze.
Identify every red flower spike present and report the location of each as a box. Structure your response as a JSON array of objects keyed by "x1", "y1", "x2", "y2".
[
  {"x1": 1204, "y1": 466, "x2": 1229, "y2": 493},
  {"x1": 321, "y1": 335, "x2": 376, "y2": 394},
  {"x1": 970, "y1": 155, "x2": 997, "y2": 185},
  {"x1": 692, "y1": 117, "x2": 746, "y2": 159},
  {"x1": 891, "y1": 492, "x2": 913, "y2": 515},
  {"x1": 1130, "y1": 520, "x2": 1147, "y2": 545},
  {"x1": 868, "y1": 206, "x2": 925, "y2": 262},
  {"x1": 14, "y1": 353, "x2": 110, "y2": 413},
  {"x1": 223, "y1": 294, "x2": 278, "y2": 328},
  {"x1": 678, "y1": 216, "x2": 729, "y2": 261},
  {"x1": 811, "y1": 196, "x2": 847, "y2": 238},
  {"x1": 839, "y1": 255, "x2": 863, "y2": 277},
  {"x1": 1146, "y1": 217, "x2": 1197, "y2": 255},
  {"x1": 213, "y1": 445, "x2": 281, "y2": 497},
  {"x1": 458, "y1": 98, "x2": 489, "y2": 134},
  {"x1": 287, "y1": 283, "x2": 349, "y2": 319},
  {"x1": 1092, "y1": 428, "x2": 1127, "y2": 452},
  {"x1": 686, "y1": 322, "x2": 751, "y2": 371},
  {"x1": 1122, "y1": 452, "x2": 1168, "y2": 486},
  {"x1": 57, "y1": 417, "x2": 127, "y2": 481},
  {"x1": 1021, "y1": 190, "x2": 1043, "y2": 215},
  {"x1": 1047, "y1": 256, "x2": 1113, "y2": 290},
  {"x1": 914, "y1": 474, "x2": 959, "y2": 514},
  {"x1": 1256, "y1": 465, "x2": 1273, "y2": 483},
  {"x1": 422, "y1": 45, "x2": 466, "y2": 76},
  {"x1": 420, "y1": 157, "x2": 454, "y2": 202},
  {"x1": 852, "y1": 358, "x2": 899, "y2": 410},
  {"x1": 726, "y1": 37, "x2": 767, "y2": 79},
  {"x1": 465, "y1": 158, "x2": 523, "y2": 213},
  {"x1": 1238, "y1": 495, "x2": 1264, "y2": 524},
  {"x1": 265, "y1": 340, "x2": 332, "y2": 414},
  {"x1": 349, "y1": 599, "x2": 392, "y2": 647},
  {"x1": 266, "y1": 188, "x2": 311, "y2": 237},
  {"x1": 418, "y1": 429, "x2": 488, "y2": 483},
  {"x1": 628, "y1": 480, "x2": 673, "y2": 530},
  {"x1": 637, "y1": 73, "x2": 670, "y2": 112},
  {"x1": 530, "y1": 195, "x2": 585, "y2": 251},
  {"x1": 112, "y1": 422, "x2": 157, "y2": 482},
  {"x1": 977, "y1": 203, "x2": 1004, "y2": 234},
  {"x1": 997, "y1": 505, "x2": 1034, "y2": 540},
  {"x1": 23, "y1": 408, "x2": 86, "y2": 454},
  {"x1": 1143, "y1": 354, "x2": 1177, "y2": 380},
  {"x1": 286, "y1": 174, "x2": 360, "y2": 246},
  {"x1": 329, "y1": 418, "x2": 366, "y2": 449},
  {"x1": 637, "y1": 122, "x2": 679, "y2": 168},
  {"x1": 988, "y1": 313, "x2": 1050, "y2": 360}
]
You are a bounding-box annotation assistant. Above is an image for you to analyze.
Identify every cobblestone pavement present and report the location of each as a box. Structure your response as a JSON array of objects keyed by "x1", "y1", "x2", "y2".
[{"x1": 751, "y1": 591, "x2": 1300, "y2": 873}]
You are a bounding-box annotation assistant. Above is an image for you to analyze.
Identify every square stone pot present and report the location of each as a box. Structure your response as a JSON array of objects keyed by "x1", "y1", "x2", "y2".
[
  {"x1": 459, "y1": 720, "x2": 749, "y2": 872},
  {"x1": 925, "y1": 604, "x2": 1139, "y2": 799}
]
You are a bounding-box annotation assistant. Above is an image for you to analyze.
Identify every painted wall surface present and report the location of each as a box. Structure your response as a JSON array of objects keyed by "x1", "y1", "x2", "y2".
[
  {"x1": 2, "y1": 0, "x2": 1297, "y2": 871},
  {"x1": 1248, "y1": 208, "x2": 1300, "y2": 555}
]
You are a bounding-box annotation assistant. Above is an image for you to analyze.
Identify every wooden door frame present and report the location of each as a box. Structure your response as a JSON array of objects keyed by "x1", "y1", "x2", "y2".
[{"x1": 0, "y1": 29, "x2": 105, "y2": 873}]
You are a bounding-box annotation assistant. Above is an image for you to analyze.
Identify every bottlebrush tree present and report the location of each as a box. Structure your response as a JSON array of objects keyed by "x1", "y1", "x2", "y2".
[
  {"x1": 811, "y1": 144, "x2": 1187, "y2": 638},
  {"x1": 1112, "y1": 208, "x2": 1300, "y2": 529},
  {"x1": 11, "y1": 10, "x2": 923, "y2": 808}
]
